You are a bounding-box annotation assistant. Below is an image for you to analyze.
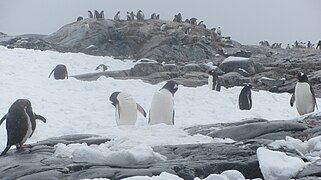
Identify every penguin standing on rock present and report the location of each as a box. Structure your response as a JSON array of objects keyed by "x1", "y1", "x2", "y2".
[
  {"x1": 238, "y1": 84, "x2": 252, "y2": 110},
  {"x1": 49, "y1": 64, "x2": 68, "y2": 80},
  {"x1": 0, "y1": 99, "x2": 46, "y2": 156},
  {"x1": 149, "y1": 81, "x2": 178, "y2": 125},
  {"x1": 208, "y1": 69, "x2": 221, "y2": 91},
  {"x1": 290, "y1": 72, "x2": 318, "y2": 115},
  {"x1": 109, "y1": 92, "x2": 146, "y2": 126}
]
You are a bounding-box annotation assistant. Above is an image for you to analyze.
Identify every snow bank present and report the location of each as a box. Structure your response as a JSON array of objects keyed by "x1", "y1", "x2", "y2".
[
  {"x1": 257, "y1": 147, "x2": 307, "y2": 180},
  {"x1": 269, "y1": 135, "x2": 321, "y2": 162},
  {"x1": 54, "y1": 143, "x2": 166, "y2": 166},
  {"x1": 0, "y1": 47, "x2": 319, "y2": 151},
  {"x1": 221, "y1": 56, "x2": 249, "y2": 63}
]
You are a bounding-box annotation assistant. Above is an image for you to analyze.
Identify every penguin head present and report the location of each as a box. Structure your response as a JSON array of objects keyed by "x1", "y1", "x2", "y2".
[
  {"x1": 297, "y1": 72, "x2": 309, "y2": 82},
  {"x1": 243, "y1": 83, "x2": 252, "y2": 89},
  {"x1": 161, "y1": 80, "x2": 179, "y2": 95},
  {"x1": 109, "y1": 92, "x2": 121, "y2": 107},
  {"x1": 208, "y1": 69, "x2": 217, "y2": 76}
]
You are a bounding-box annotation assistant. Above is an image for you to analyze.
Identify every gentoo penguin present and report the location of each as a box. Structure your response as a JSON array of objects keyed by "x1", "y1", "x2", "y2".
[
  {"x1": 185, "y1": 27, "x2": 192, "y2": 35},
  {"x1": 290, "y1": 72, "x2": 318, "y2": 115},
  {"x1": 217, "y1": 27, "x2": 222, "y2": 36},
  {"x1": 88, "y1": 10, "x2": 93, "y2": 18},
  {"x1": 198, "y1": 21, "x2": 206, "y2": 28},
  {"x1": 316, "y1": 40, "x2": 321, "y2": 49},
  {"x1": 190, "y1": 18, "x2": 197, "y2": 25},
  {"x1": 185, "y1": 19, "x2": 190, "y2": 23},
  {"x1": 114, "y1": 11, "x2": 120, "y2": 21},
  {"x1": 156, "y1": 14, "x2": 160, "y2": 20},
  {"x1": 151, "y1": 13, "x2": 157, "y2": 19},
  {"x1": 136, "y1": 10, "x2": 145, "y2": 21},
  {"x1": 130, "y1": 11, "x2": 135, "y2": 20},
  {"x1": 160, "y1": 23, "x2": 167, "y2": 31},
  {"x1": 126, "y1": 12, "x2": 131, "y2": 20},
  {"x1": 94, "y1": 10, "x2": 100, "y2": 19},
  {"x1": 109, "y1": 92, "x2": 146, "y2": 125},
  {"x1": 95, "y1": 64, "x2": 108, "y2": 72},
  {"x1": 0, "y1": 99, "x2": 46, "y2": 156},
  {"x1": 99, "y1": 11, "x2": 105, "y2": 19},
  {"x1": 208, "y1": 69, "x2": 221, "y2": 91},
  {"x1": 149, "y1": 81, "x2": 178, "y2": 125},
  {"x1": 238, "y1": 84, "x2": 252, "y2": 110},
  {"x1": 76, "y1": 16, "x2": 83, "y2": 22},
  {"x1": 48, "y1": 64, "x2": 68, "y2": 80}
]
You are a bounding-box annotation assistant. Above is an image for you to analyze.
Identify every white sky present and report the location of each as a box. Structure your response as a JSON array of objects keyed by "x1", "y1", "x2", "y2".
[{"x1": 0, "y1": 0, "x2": 320, "y2": 45}]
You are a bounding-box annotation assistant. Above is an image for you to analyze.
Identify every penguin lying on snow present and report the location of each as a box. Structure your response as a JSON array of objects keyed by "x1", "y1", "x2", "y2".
[
  {"x1": 0, "y1": 99, "x2": 46, "y2": 156},
  {"x1": 239, "y1": 84, "x2": 252, "y2": 110},
  {"x1": 109, "y1": 92, "x2": 146, "y2": 125},
  {"x1": 290, "y1": 72, "x2": 318, "y2": 115},
  {"x1": 49, "y1": 64, "x2": 68, "y2": 80},
  {"x1": 149, "y1": 80, "x2": 178, "y2": 125}
]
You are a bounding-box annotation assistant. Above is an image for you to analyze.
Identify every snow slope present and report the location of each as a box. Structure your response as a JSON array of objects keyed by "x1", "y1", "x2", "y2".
[{"x1": 0, "y1": 46, "x2": 320, "y2": 152}]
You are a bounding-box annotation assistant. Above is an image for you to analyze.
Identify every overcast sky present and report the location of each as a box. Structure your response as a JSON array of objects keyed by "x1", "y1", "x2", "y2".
[{"x1": 0, "y1": 0, "x2": 320, "y2": 45}]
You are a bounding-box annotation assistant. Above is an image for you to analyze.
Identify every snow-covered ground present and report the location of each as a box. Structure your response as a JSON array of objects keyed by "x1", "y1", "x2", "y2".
[{"x1": 1, "y1": 47, "x2": 320, "y2": 179}]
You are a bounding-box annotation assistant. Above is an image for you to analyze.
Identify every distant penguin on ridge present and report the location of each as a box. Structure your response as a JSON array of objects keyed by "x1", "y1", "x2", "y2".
[
  {"x1": 95, "y1": 64, "x2": 108, "y2": 72},
  {"x1": 109, "y1": 92, "x2": 146, "y2": 126},
  {"x1": 49, "y1": 64, "x2": 68, "y2": 80},
  {"x1": 290, "y1": 72, "x2": 318, "y2": 115},
  {"x1": 208, "y1": 69, "x2": 221, "y2": 91},
  {"x1": 149, "y1": 81, "x2": 178, "y2": 125},
  {"x1": 238, "y1": 84, "x2": 252, "y2": 110},
  {"x1": 114, "y1": 11, "x2": 121, "y2": 21},
  {"x1": 0, "y1": 99, "x2": 46, "y2": 156},
  {"x1": 88, "y1": 10, "x2": 93, "y2": 18}
]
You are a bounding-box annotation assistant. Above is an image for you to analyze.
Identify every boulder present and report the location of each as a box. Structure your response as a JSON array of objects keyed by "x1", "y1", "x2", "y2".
[
  {"x1": 130, "y1": 62, "x2": 164, "y2": 76},
  {"x1": 219, "y1": 57, "x2": 256, "y2": 75}
]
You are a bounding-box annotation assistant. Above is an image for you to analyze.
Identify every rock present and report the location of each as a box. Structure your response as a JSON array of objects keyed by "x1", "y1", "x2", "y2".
[
  {"x1": 258, "y1": 77, "x2": 285, "y2": 87},
  {"x1": 219, "y1": 57, "x2": 256, "y2": 75},
  {"x1": 130, "y1": 62, "x2": 164, "y2": 76},
  {"x1": 163, "y1": 64, "x2": 178, "y2": 72},
  {"x1": 220, "y1": 72, "x2": 249, "y2": 87},
  {"x1": 180, "y1": 64, "x2": 203, "y2": 72},
  {"x1": 296, "y1": 159, "x2": 321, "y2": 178}
]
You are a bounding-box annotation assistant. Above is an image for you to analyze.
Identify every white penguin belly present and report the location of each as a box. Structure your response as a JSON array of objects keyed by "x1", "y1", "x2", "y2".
[
  {"x1": 21, "y1": 108, "x2": 32, "y2": 145},
  {"x1": 116, "y1": 93, "x2": 137, "y2": 125},
  {"x1": 149, "y1": 90, "x2": 174, "y2": 125},
  {"x1": 295, "y1": 83, "x2": 315, "y2": 115},
  {"x1": 208, "y1": 76, "x2": 213, "y2": 90}
]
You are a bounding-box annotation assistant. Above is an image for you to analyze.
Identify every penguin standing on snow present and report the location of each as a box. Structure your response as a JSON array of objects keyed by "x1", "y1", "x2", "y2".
[
  {"x1": 208, "y1": 69, "x2": 221, "y2": 91},
  {"x1": 238, "y1": 84, "x2": 252, "y2": 110},
  {"x1": 149, "y1": 81, "x2": 178, "y2": 125},
  {"x1": 0, "y1": 99, "x2": 46, "y2": 156},
  {"x1": 49, "y1": 64, "x2": 68, "y2": 80},
  {"x1": 290, "y1": 72, "x2": 318, "y2": 115},
  {"x1": 109, "y1": 92, "x2": 146, "y2": 125}
]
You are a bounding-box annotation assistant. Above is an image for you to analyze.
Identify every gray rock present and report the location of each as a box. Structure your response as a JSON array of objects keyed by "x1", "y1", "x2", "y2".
[
  {"x1": 258, "y1": 77, "x2": 285, "y2": 87},
  {"x1": 219, "y1": 57, "x2": 256, "y2": 75},
  {"x1": 131, "y1": 62, "x2": 164, "y2": 76}
]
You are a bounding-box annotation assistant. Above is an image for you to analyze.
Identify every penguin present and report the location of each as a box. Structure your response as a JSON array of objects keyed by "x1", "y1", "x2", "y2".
[
  {"x1": 198, "y1": 21, "x2": 206, "y2": 28},
  {"x1": 0, "y1": 99, "x2": 46, "y2": 156},
  {"x1": 109, "y1": 92, "x2": 146, "y2": 125},
  {"x1": 76, "y1": 16, "x2": 83, "y2": 22},
  {"x1": 48, "y1": 64, "x2": 68, "y2": 80},
  {"x1": 151, "y1": 13, "x2": 157, "y2": 19},
  {"x1": 88, "y1": 10, "x2": 93, "y2": 18},
  {"x1": 208, "y1": 69, "x2": 221, "y2": 91},
  {"x1": 185, "y1": 27, "x2": 192, "y2": 35},
  {"x1": 217, "y1": 27, "x2": 222, "y2": 36},
  {"x1": 126, "y1": 12, "x2": 131, "y2": 21},
  {"x1": 114, "y1": 11, "x2": 120, "y2": 21},
  {"x1": 185, "y1": 19, "x2": 190, "y2": 23},
  {"x1": 136, "y1": 10, "x2": 145, "y2": 21},
  {"x1": 160, "y1": 23, "x2": 167, "y2": 31},
  {"x1": 290, "y1": 72, "x2": 318, "y2": 115},
  {"x1": 95, "y1": 64, "x2": 108, "y2": 72},
  {"x1": 190, "y1": 18, "x2": 197, "y2": 25},
  {"x1": 149, "y1": 81, "x2": 178, "y2": 125},
  {"x1": 238, "y1": 84, "x2": 252, "y2": 110},
  {"x1": 156, "y1": 14, "x2": 160, "y2": 20},
  {"x1": 316, "y1": 40, "x2": 321, "y2": 49},
  {"x1": 94, "y1": 10, "x2": 100, "y2": 19},
  {"x1": 130, "y1": 11, "x2": 135, "y2": 20},
  {"x1": 99, "y1": 11, "x2": 105, "y2": 19}
]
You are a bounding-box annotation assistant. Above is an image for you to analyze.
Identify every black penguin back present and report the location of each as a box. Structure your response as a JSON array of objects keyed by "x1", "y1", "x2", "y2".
[{"x1": 239, "y1": 84, "x2": 252, "y2": 110}]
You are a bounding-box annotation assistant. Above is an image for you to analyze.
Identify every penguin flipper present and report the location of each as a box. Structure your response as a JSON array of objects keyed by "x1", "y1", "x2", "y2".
[
  {"x1": 172, "y1": 110, "x2": 175, "y2": 125},
  {"x1": 290, "y1": 93, "x2": 295, "y2": 107},
  {"x1": 136, "y1": 103, "x2": 147, "y2": 117},
  {"x1": 0, "y1": 145, "x2": 11, "y2": 156},
  {"x1": 310, "y1": 85, "x2": 318, "y2": 110},
  {"x1": 0, "y1": 114, "x2": 7, "y2": 126},
  {"x1": 48, "y1": 68, "x2": 55, "y2": 78},
  {"x1": 35, "y1": 114, "x2": 47, "y2": 123},
  {"x1": 148, "y1": 110, "x2": 151, "y2": 124}
]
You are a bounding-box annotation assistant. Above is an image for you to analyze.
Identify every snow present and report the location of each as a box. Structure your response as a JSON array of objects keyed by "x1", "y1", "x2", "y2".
[
  {"x1": 269, "y1": 135, "x2": 321, "y2": 162},
  {"x1": 257, "y1": 147, "x2": 307, "y2": 180},
  {"x1": 221, "y1": 56, "x2": 249, "y2": 63},
  {"x1": 54, "y1": 143, "x2": 166, "y2": 166},
  {"x1": 0, "y1": 46, "x2": 321, "y2": 178},
  {"x1": 122, "y1": 170, "x2": 245, "y2": 180}
]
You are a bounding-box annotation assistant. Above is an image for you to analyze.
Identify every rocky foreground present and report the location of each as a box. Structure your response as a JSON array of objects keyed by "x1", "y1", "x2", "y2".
[
  {"x1": 1, "y1": 18, "x2": 321, "y2": 96},
  {"x1": 1, "y1": 114, "x2": 321, "y2": 179}
]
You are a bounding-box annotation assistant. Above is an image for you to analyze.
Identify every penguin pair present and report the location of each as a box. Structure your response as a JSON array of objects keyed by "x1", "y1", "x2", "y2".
[
  {"x1": 109, "y1": 81, "x2": 178, "y2": 126},
  {"x1": 290, "y1": 72, "x2": 318, "y2": 115},
  {"x1": 49, "y1": 64, "x2": 68, "y2": 80},
  {"x1": 0, "y1": 99, "x2": 46, "y2": 156}
]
